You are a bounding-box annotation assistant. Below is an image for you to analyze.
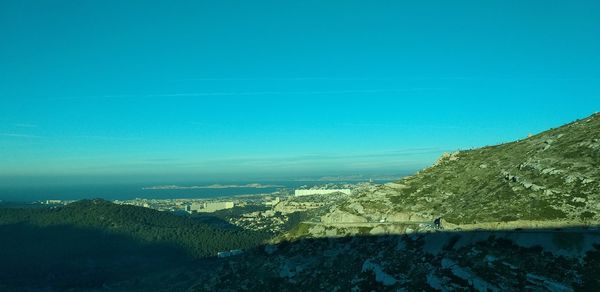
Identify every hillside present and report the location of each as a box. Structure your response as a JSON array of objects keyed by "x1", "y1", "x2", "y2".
[
  {"x1": 0, "y1": 199, "x2": 269, "y2": 257},
  {"x1": 309, "y1": 113, "x2": 600, "y2": 232},
  {"x1": 0, "y1": 199, "x2": 269, "y2": 290}
]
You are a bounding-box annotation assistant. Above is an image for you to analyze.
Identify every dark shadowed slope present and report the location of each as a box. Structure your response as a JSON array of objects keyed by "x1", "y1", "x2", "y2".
[
  {"x1": 0, "y1": 223, "x2": 187, "y2": 290},
  {"x1": 0, "y1": 199, "x2": 270, "y2": 258},
  {"x1": 0, "y1": 199, "x2": 271, "y2": 290},
  {"x1": 108, "y1": 229, "x2": 600, "y2": 291}
]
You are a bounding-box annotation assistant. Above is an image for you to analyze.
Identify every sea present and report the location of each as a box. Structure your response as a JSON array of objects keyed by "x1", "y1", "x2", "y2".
[{"x1": 0, "y1": 180, "x2": 393, "y2": 202}]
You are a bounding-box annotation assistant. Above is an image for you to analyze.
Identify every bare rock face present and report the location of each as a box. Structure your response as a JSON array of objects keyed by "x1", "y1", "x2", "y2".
[
  {"x1": 384, "y1": 182, "x2": 408, "y2": 189},
  {"x1": 386, "y1": 212, "x2": 427, "y2": 222},
  {"x1": 433, "y1": 151, "x2": 461, "y2": 166},
  {"x1": 320, "y1": 209, "x2": 368, "y2": 224},
  {"x1": 347, "y1": 202, "x2": 365, "y2": 215}
]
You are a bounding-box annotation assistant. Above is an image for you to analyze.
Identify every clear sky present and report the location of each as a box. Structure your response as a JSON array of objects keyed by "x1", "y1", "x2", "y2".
[{"x1": 1, "y1": 1, "x2": 600, "y2": 185}]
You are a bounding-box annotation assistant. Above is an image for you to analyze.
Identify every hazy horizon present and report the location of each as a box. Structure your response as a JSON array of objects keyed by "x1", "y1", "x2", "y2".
[{"x1": 2, "y1": 1, "x2": 600, "y2": 190}]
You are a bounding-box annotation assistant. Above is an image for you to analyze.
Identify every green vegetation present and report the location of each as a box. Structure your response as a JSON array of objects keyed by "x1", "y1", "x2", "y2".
[
  {"x1": 286, "y1": 222, "x2": 311, "y2": 238},
  {"x1": 383, "y1": 113, "x2": 600, "y2": 224},
  {"x1": 0, "y1": 199, "x2": 270, "y2": 258},
  {"x1": 0, "y1": 199, "x2": 272, "y2": 290}
]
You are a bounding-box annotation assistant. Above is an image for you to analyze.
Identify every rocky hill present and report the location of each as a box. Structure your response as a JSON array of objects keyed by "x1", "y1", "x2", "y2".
[{"x1": 303, "y1": 113, "x2": 600, "y2": 237}]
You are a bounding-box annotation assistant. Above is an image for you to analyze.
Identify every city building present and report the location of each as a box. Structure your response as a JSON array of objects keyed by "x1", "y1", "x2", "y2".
[
  {"x1": 265, "y1": 197, "x2": 281, "y2": 206},
  {"x1": 189, "y1": 201, "x2": 235, "y2": 213}
]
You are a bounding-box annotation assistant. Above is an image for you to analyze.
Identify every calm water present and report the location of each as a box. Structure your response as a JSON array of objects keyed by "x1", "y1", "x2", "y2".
[{"x1": 0, "y1": 180, "x2": 392, "y2": 202}]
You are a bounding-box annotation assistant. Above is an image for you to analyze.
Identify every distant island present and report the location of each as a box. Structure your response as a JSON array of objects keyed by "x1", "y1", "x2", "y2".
[{"x1": 142, "y1": 183, "x2": 285, "y2": 190}]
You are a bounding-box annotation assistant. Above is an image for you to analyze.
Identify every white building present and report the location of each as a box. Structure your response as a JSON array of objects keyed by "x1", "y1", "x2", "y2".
[
  {"x1": 265, "y1": 197, "x2": 281, "y2": 206},
  {"x1": 189, "y1": 201, "x2": 235, "y2": 213},
  {"x1": 294, "y1": 189, "x2": 352, "y2": 197}
]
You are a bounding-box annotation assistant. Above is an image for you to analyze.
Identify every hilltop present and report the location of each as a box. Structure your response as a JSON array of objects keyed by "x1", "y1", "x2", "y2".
[{"x1": 295, "y1": 113, "x2": 600, "y2": 239}]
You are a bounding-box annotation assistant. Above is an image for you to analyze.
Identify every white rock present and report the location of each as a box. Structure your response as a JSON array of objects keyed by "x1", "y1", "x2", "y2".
[
  {"x1": 321, "y1": 209, "x2": 368, "y2": 224},
  {"x1": 362, "y1": 260, "x2": 398, "y2": 286}
]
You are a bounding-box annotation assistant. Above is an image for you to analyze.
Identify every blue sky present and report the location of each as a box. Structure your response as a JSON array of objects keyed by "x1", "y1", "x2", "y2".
[{"x1": 1, "y1": 1, "x2": 600, "y2": 185}]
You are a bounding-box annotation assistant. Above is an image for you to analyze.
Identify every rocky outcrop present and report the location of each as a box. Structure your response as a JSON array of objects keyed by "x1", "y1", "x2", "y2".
[
  {"x1": 320, "y1": 209, "x2": 367, "y2": 224},
  {"x1": 385, "y1": 212, "x2": 428, "y2": 222},
  {"x1": 317, "y1": 113, "x2": 600, "y2": 225}
]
